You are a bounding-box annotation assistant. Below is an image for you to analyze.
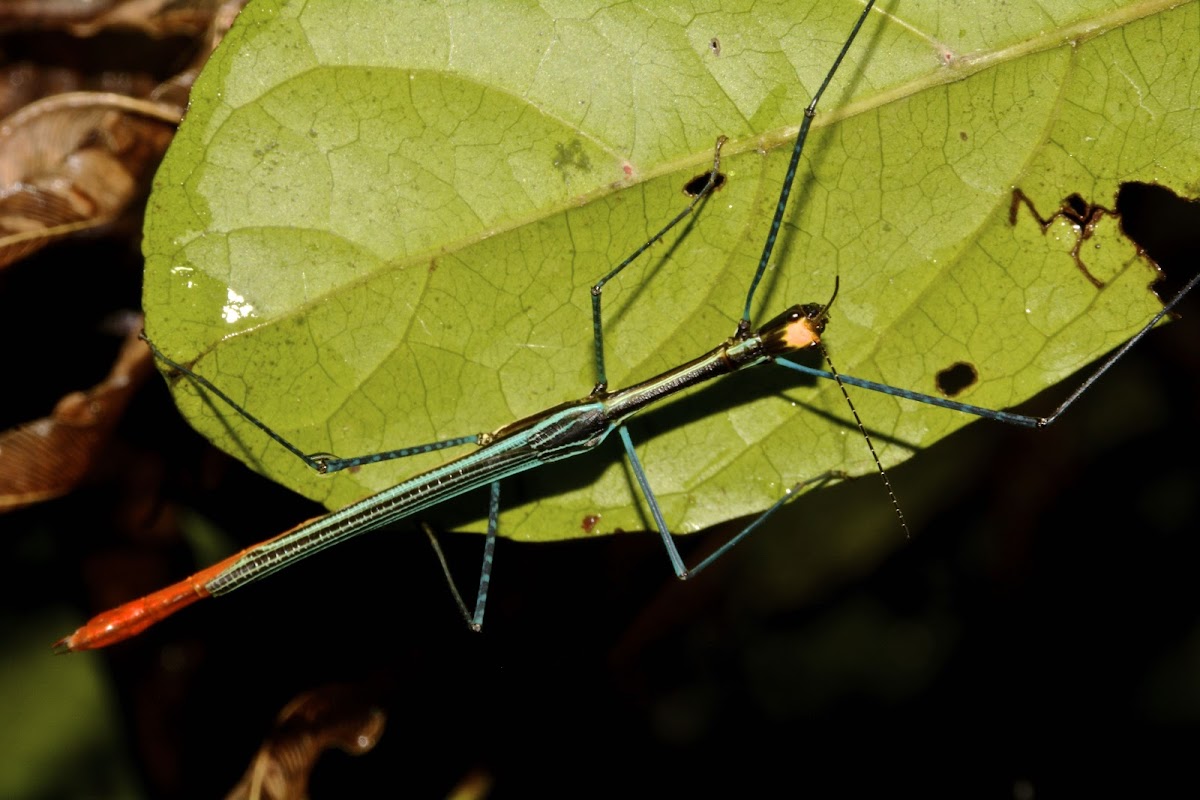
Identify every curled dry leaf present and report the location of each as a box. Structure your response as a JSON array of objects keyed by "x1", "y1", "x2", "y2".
[
  {"x1": 0, "y1": 323, "x2": 154, "y2": 511},
  {"x1": 0, "y1": 0, "x2": 249, "y2": 119},
  {"x1": 0, "y1": 0, "x2": 223, "y2": 39},
  {"x1": 0, "y1": 92, "x2": 180, "y2": 269},
  {"x1": 0, "y1": 61, "x2": 163, "y2": 122},
  {"x1": 226, "y1": 684, "x2": 387, "y2": 800}
]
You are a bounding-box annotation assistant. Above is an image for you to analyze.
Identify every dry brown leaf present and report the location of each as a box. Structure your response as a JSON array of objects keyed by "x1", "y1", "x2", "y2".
[
  {"x1": 0, "y1": 61, "x2": 163, "y2": 121},
  {"x1": 0, "y1": 0, "x2": 223, "y2": 38},
  {"x1": 0, "y1": 321, "x2": 155, "y2": 510},
  {"x1": 226, "y1": 685, "x2": 387, "y2": 800},
  {"x1": 0, "y1": 0, "x2": 250, "y2": 517},
  {"x1": 0, "y1": 92, "x2": 180, "y2": 269},
  {"x1": 0, "y1": 0, "x2": 249, "y2": 268}
]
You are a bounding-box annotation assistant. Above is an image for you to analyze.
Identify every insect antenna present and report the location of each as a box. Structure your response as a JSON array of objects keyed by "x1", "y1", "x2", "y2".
[{"x1": 817, "y1": 278, "x2": 910, "y2": 538}]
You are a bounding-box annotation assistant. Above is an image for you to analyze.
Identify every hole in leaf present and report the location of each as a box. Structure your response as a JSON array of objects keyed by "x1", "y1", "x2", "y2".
[{"x1": 1115, "y1": 182, "x2": 1200, "y2": 304}]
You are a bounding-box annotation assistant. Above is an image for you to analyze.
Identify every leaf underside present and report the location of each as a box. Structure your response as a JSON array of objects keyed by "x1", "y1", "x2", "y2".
[{"x1": 143, "y1": 0, "x2": 1199, "y2": 541}]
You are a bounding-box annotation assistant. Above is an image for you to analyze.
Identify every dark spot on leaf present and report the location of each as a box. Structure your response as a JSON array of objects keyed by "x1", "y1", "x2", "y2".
[
  {"x1": 581, "y1": 514, "x2": 600, "y2": 533},
  {"x1": 709, "y1": 37, "x2": 721, "y2": 56},
  {"x1": 935, "y1": 362, "x2": 977, "y2": 397},
  {"x1": 553, "y1": 139, "x2": 591, "y2": 178},
  {"x1": 683, "y1": 170, "x2": 726, "y2": 197},
  {"x1": 959, "y1": 130, "x2": 968, "y2": 141}
]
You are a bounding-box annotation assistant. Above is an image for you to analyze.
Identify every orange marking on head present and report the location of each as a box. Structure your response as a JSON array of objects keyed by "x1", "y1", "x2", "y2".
[{"x1": 783, "y1": 317, "x2": 821, "y2": 349}]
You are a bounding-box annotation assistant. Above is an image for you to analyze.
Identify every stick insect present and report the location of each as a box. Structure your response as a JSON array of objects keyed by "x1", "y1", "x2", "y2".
[{"x1": 57, "y1": 0, "x2": 1198, "y2": 651}]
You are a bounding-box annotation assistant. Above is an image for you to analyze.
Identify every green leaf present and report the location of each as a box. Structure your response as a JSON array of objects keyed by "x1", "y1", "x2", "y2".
[{"x1": 143, "y1": 0, "x2": 1198, "y2": 541}]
